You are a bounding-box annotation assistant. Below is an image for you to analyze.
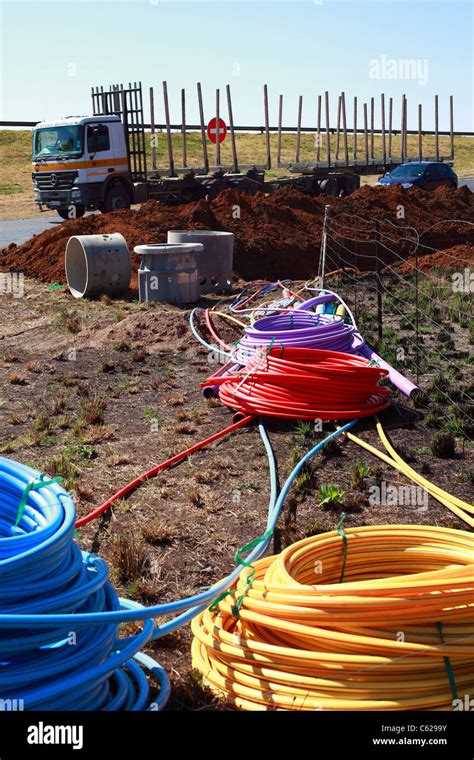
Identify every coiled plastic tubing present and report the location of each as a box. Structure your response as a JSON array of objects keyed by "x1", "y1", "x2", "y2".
[
  {"x1": 0, "y1": 456, "x2": 170, "y2": 711},
  {"x1": 192, "y1": 524, "x2": 474, "y2": 711},
  {"x1": 0, "y1": 411, "x2": 357, "y2": 710}
]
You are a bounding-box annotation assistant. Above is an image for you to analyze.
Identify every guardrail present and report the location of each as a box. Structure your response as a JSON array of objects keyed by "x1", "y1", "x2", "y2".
[{"x1": 1, "y1": 120, "x2": 473, "y2": 136}]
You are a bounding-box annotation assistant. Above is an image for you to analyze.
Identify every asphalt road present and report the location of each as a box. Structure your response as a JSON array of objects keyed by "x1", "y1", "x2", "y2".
[
  {"x1": 1, "y1": 178, "x2": 473, "y2": 249},
  {"x1": 458, "y1": 176, "x2": 474, "y2": 192},
  {"x1": 0, "y1": 213, "x2": 94, "y2": 249}
]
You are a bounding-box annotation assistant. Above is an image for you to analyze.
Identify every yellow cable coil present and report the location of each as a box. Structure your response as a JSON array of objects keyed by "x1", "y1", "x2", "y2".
[
  {"x1": 191, "y1": 524, "x2": 474, "y2": 711},
  {"x1": 344, "y1": 420, "x2": 474, "y2": 527}
]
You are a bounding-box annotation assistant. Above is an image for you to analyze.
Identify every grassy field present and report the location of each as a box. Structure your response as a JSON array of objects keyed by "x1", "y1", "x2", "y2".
[{"x1": 1, "y1": 128, "x2": 473, "y2": 220}]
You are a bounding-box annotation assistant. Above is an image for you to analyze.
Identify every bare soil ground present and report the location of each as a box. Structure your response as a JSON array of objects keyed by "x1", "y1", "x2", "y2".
[{"x1": 0, "y1": 275, "x2": 472, "y2": 709}]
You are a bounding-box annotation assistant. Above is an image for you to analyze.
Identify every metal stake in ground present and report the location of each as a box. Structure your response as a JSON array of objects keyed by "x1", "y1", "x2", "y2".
[
  {"x1": 354, "y1": 215, "x2": 358, "y2": 318},
  {"x1": 415, "y1": 241, "x2": 420, "y2": 384},
  {"x1": 320, "y1": 205, "x2": 332, "y2": 287},
  {"x1": 375, "y1": 219, "x2": 383, "y2": 342}
]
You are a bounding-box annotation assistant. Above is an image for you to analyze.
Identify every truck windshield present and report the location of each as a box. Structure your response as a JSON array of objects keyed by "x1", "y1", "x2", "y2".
[
  {"x1": 390, "y1": 163, "x2": 426, "y2": 178},
  {"x1": 33, "y1": 125, "x2": 84, "y2": 159}
]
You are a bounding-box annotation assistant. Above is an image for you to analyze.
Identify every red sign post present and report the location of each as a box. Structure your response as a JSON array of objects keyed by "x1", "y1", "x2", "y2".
[{"x1": 207, "y1": 117, "x2": 227, "y2": 144}]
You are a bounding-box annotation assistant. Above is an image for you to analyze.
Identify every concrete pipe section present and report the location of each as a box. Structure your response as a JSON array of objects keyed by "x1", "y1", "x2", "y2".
[
  {"x1": 167, "y1": 230, "x2": 233, "y2": 294},
  {"x1": 134, "y1": 243, "x2": 204, "y2": 304},
  {"x1": 65, "y1": 233, "x2": 131, "y2": 299}
]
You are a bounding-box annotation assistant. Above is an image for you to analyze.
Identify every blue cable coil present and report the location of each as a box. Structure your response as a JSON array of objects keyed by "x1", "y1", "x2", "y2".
[{"x1": 0, "y1": 418, "x2": 356, "y2": 710}]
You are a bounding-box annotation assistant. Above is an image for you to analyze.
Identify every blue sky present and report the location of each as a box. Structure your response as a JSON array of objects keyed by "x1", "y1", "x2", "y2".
[{"x1": 1, "y1": 0, "x2": 472, "y2": 130}]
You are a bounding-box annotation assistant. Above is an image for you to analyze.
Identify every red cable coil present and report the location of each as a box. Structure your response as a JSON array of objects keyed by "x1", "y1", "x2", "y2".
[{"x1": 203, "y1": 347, "x2": 391, "y2": 421}]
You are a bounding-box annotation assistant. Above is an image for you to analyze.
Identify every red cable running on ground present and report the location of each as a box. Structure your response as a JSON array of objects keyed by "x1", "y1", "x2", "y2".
[
  {"x1": 202, "y1": 347, "x2": 391, "y2": 421},
  {"x1": 76, "y1": 415, "x2": 253, "y2": 527}
]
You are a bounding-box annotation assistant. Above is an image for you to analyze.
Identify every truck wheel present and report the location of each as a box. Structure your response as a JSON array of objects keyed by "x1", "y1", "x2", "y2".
[
  {"x1": 181, "y1": 188, "x2": 201, "y2": 203},
  {"x1": 201, "y1": 179, "x2": 226, "y2": 201},
  {"x1": 319, "y1": 178, "x2": 339, "y2": 197},
  {"x1": 343, "y1": 175, "x2": 361, "y2": 196},
  {"x1": 57, "y1": 204, "x2": 86, "y2": 220},
  {"x1": 101, "y1": 182, "x2": 131, "y2": 213},
  {"x1": 229, "y1": 178, "x2": 257, "y2": 196}
]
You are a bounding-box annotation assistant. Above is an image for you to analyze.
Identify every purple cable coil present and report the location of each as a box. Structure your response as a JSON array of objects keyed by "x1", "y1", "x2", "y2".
[{"x1": 234, "y1": 312, "x2": 358, "y2": 364}]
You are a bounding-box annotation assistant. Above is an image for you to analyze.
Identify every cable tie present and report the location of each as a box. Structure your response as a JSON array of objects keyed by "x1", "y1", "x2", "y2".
[
  {"x1": 209, "y1": 587, "x2": 238, "y2": 611},
  {"x1": 231, "y1": 528, "x2": 274, "y2": 617},
  {"x1": 231, "y1": 340, "x2": 274, "y2": 400},
  {"x1": 336, "y1": 511, "x2": 348, "y2": 583},
  {"x1": 265, "y1": 336, "x2": 276, "y2": 361},
  {"x1": 15, "y1": 475, "x2": 62, "y2": 527},
  {"x1": 436, "y1": 622, "x2": 459, "y2": 701}
]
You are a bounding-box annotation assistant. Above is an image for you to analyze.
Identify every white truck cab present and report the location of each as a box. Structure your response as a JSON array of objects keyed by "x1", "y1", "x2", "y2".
[{"x1": 32, "y1": 115, "x2": 136, "y2": 218}]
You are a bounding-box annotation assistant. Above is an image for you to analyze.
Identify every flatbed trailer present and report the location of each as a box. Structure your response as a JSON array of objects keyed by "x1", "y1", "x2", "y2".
[
  {"x1": 116, "y1": 82, "x2": 452, "y2": 202},
  {"x1": 31, "y1": 81, "x2": 455, "y2": 217}
]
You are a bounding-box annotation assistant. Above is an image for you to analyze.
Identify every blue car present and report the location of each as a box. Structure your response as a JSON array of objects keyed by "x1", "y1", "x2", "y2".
[{"x1": 377, "y1": 161, "x2": 458, "y2": 190}]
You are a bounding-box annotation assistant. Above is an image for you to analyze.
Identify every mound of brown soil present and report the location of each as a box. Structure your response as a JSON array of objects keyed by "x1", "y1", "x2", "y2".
[
  {"x1": 75, "y1": 309, "x2": 192, "y2": 354},
  {"x1": 397, "y1": 243, "x2": 474, "y2": 273},
  {"x1": 1, "y1": 184, "x2": 472, "y2": 284}
]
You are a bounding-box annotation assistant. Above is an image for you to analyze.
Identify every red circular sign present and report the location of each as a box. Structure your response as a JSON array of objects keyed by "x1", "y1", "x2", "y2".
[{"x1": 207, "y1": 117, "x2": 227, "y2": 144}]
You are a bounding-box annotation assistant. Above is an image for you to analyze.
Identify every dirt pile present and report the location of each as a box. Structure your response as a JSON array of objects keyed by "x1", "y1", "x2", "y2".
[
  {"x1": 75, "y1": 309, "x2": 192, "y2": 354},
  {"x1": 397, "y1": 243, "x2": 474, "y2": 273},
  {"x1": 1, "y1": 184, "x2": 473, "y2": 284}
]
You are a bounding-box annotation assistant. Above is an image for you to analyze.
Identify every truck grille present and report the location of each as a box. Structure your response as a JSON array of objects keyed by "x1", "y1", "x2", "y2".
[{"x1": 32, "y1": 171, "x2": 78, "y2": 190}]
